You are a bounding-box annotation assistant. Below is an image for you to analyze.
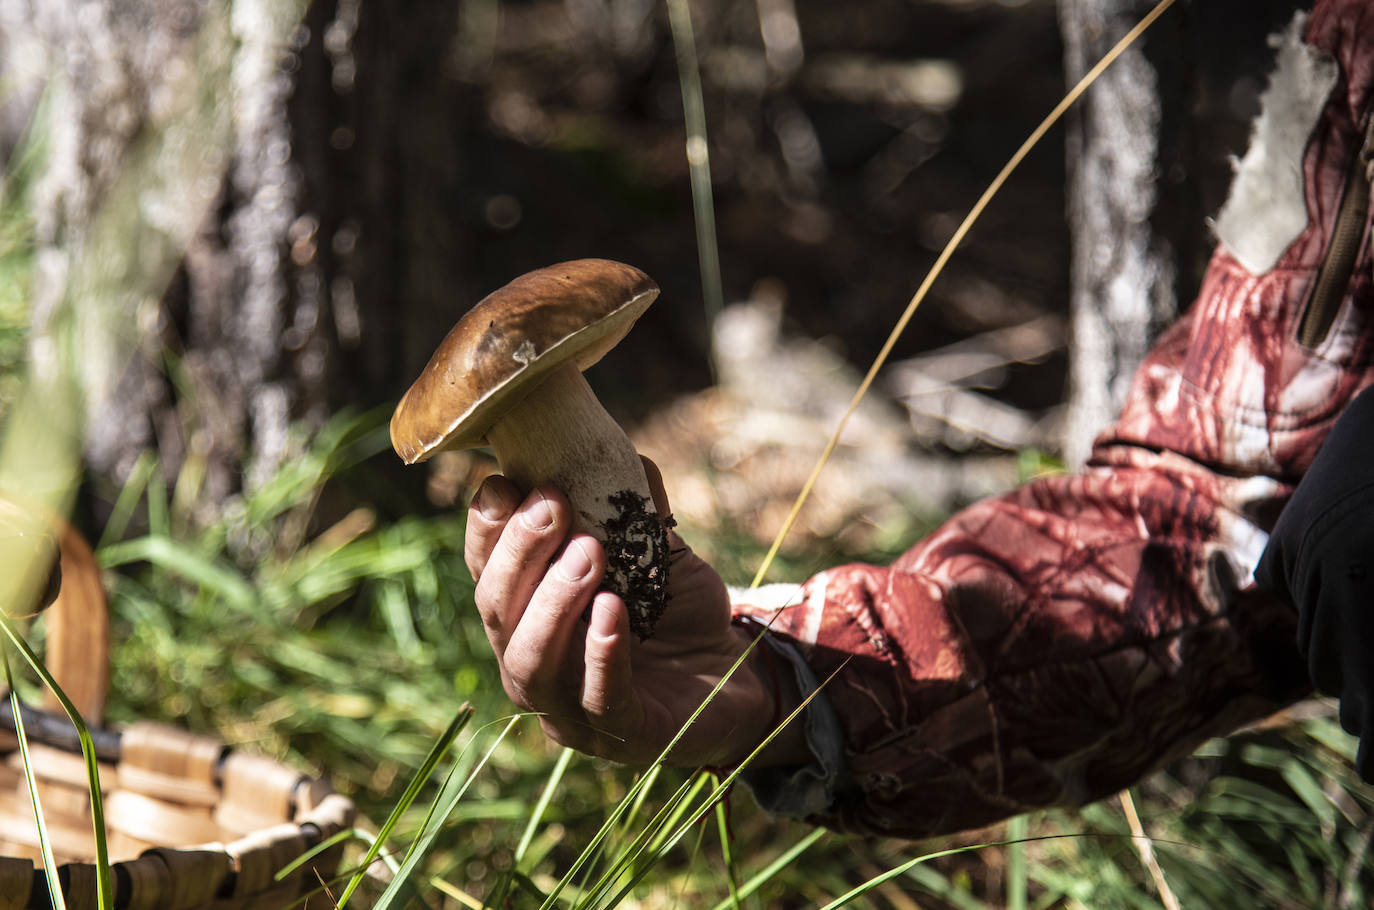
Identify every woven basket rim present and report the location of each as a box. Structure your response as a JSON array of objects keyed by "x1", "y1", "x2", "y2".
[
  {"x1": 1, "y1": 504, "x2": 358, "y2": 909},
  {"x1": 1, "y1": 711, "x2": 358, "y2": 909}
]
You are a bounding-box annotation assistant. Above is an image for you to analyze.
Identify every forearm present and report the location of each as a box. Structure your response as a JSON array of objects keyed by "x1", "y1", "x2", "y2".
[
  {"x1": 732, "y1": 455, "x2": 1309, "y2": 838},
  {"x1": 730, "y1": 621, "x2": 812, "y2": 769}
]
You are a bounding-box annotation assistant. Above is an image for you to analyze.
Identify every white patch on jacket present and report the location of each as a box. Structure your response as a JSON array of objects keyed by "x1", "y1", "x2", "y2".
[{"x1": 1213, "y1": 12, "x2": 1338, "y2": 275}]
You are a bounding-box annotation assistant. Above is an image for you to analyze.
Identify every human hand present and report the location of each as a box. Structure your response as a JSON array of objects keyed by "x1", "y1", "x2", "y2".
[{"x1": 464, "y1": 461, "x2": 806, "y2": 769}]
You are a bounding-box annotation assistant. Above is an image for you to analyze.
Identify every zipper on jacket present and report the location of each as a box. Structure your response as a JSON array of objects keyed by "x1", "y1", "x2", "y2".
[{"x1": 1297, "y1": 110, "x2": 1374, "y2": 349}]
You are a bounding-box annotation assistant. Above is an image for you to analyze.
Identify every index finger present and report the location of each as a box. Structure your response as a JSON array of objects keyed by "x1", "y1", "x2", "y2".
[
  {"x1": 639, "y1": 455, "x2": 670, "y2": 517},
  {"x1": 465, "y1": 474, "x2": 522, "y2": 583}
]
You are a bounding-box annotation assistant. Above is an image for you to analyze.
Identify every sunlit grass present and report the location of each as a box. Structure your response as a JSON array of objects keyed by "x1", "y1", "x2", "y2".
[
  {"x1": 0, "y1": 83, "x2": 44, "y2": 422},
  {"x1": 16, "y1": 401, "x2": 1374, "y2": 906}
]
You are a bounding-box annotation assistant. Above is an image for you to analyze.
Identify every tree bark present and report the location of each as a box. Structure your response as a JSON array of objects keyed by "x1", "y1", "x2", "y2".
[
  {"x1": 1058, "y1": 0, "x2": 1305, "y2": 466},
  {"x1": 1, "y1": 0, "x2": 474, "y2": 511},
  {"x1": 1060, "y1": 0, "x2": 1173, "y2": 468}
]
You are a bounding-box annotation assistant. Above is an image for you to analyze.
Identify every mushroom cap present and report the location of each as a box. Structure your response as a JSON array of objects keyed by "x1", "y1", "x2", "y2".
[{"x1": 390, "y1": 259, "x2": 660, "y2": 464}]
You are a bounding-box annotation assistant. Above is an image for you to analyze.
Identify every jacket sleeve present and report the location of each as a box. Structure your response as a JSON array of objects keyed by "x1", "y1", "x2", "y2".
[
  {"x1": 732, "y1": 1, "x2": 1374, "y2": 839},
  {"x1": 1256, "y1": 384, "x2": 1374, "y2": 780},
  {"x1": 734, "y1": 451, "x2": 1310, "y2": 838}
]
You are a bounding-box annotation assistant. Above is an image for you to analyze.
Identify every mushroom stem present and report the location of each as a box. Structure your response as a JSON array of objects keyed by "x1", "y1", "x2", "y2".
[
  {"x1": 485, "y1": 361, "x2": 652, "y2": 531},
  {"x1": 484, "y1": 361, "x2": 670, "y2": 638}
]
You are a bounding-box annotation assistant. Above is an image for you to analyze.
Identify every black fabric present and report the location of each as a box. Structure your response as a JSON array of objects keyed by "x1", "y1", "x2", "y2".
[{"x1": 1257, "y1": 384, "x2": 1374, "y2": 780}]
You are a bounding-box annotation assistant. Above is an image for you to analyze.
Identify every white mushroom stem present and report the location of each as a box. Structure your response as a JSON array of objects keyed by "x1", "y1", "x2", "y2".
[
  {"x1": 484, "y1": 360, "x2": 657, "y2": 541},
  {"x1": 485, "y1": 360, "x2": 670, "y2": 638}
]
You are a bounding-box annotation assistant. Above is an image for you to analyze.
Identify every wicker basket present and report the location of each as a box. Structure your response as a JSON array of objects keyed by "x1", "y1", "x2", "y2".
[{"x1": 0, "y1": 517, "x2": 357, "y2": 909}]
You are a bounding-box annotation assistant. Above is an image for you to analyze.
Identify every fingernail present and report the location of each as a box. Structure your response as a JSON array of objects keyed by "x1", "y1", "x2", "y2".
[
  {"x1": 522, "y1": 492, "x2": 555, "y2": 530},
  {"x1": 589, "y1": 594, "x2": 618, "y2": 640},
  {"x1": 474, "y1": 482, "x2": 515, "y2": 521},
  {"x1": 557, "y1": 537, "x2": 594, "y2": 581}
]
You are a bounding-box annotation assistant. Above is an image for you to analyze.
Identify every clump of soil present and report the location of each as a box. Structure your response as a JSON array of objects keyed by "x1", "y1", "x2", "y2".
[{"x1": 599, "y1": 490, "x2": 672, "y2": 640}]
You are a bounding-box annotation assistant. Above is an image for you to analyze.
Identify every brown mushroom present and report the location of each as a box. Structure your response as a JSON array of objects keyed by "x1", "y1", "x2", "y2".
[{"x1": 390, "y1": 259, "x2": 671, "y2": 639}]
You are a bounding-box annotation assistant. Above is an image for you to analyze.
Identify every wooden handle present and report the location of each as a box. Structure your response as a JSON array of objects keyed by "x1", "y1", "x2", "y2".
[{"x1": 39, "y1": 520, "x2": 110, "y2": 726}]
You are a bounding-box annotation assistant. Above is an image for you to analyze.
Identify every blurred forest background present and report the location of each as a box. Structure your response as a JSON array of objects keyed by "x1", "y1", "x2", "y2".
[
  {"x1": 0, "y1": 0, "x2": 1304, "y2": 532},
  {"x1": 10, "y1": 0, "x2": 1374, "y2": 908}
]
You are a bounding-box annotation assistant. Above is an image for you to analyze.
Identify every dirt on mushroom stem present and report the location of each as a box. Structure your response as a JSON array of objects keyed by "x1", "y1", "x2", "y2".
[
  {"x1": 480, "y1": 361, "x2": 674, "y2": 639},
  {"x1": 598, "y1": 489, "x2": 673, "y2": 640}
]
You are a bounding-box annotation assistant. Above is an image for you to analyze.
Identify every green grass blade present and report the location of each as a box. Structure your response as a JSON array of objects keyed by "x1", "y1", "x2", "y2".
[
  {"x1": 712, "y1": 780, "x2": 740, "y2": 910},
  {"x1": 275, "y1": 827, "x2": 380, "y2": 880},
  {"x1": 374, "y1": 714, "x2": 522, "y2": 909},
  {"x1": 515, "y1": 746, "x2": 574, "y2": 869},
  {"x1": 565, "y1": 765, "x2": 665, "y2": 909},
  {"x1": 7, "y1": 659, "x2": 65, "y2": 910},
  {"x1": 535, "y1": 630, "x2": 773, "y2": 910},
  {"x1": 598, "y1": 661, "x2": 848, "y2": 908},
  {"x1": 673, "y1": 809, "x2": 712, "y2": 909},
  {"x1": 1303, "y1": 715, "x2": 1359, "y2": 761},
  {"x1": 1007, "y1": 813, "x2": 1028, "y2": 910},
  {"x1": 823, "y1": 834, "x2": 1124, "y2": 910},
  {"x1": 335, "y1": 703, "x2": 474, "y2": 907},
  {"x1": 664, "y1": 0, "x2": 724, "y2": 374},
  {"x1": 564, "y1": 770, "x2": 706, "y2": 909},
  {"x1": 707, "y1": 827, "x2": 826, "y2": 910},
  {"x1": 1280, "y1": 832, "x2": 1320, "y2": 905},
  {"x1": 1278, "y1": 757, "x2": 1338, "y2": 834},
  {"x1": 431, "y1": 874, "x2": 491, "y2": 908},
  {"x1": 276, "y1": 827, "x2": 407, "y2": 909},
  {"x1": 624, "y1": 765, "x2": 661, "y2": 824},
  {"x1": 95, "y1": 450, "x2": 155, "y2": 549},
  {"x1": 905, "y1": 862, "x2": 993, "y2": 910},
  {"x1": 822, "y1": 844, "x2": 995, "y2": 909},
  {"x1": 538, "y1": 771, "x2": 674, "y2": 909},
  {"x1": 377, "y1": 577, "x2": 421, "y2": 659},
  {"x1": 0, "y1": 614, "x2": 111, "y2": 909},
  {"x1": 146, "y1": 472, "x2": 169, "y2": 538},
  {"x1": 642, "y1": 771, "x2": 711, "y2": 859},
  {"x1": 242, "y1": 408, "x2": 391, "y2": 530},
  {"x1": 596, "y1": 775, "x2": 735, "y2": 908},
  {"x1": 530, "y1": 764, "x2": 687, "y2": 907},
  {"x1": 98, "y1": 534, "x2": 256, "y2": 611},
  {"x1": 483, "y1": 746, "x2": 577, "y2": 910}
]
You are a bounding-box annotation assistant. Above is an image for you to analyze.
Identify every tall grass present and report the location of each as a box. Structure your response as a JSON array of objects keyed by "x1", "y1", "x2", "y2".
[
  {"x1": 13, "y1": 405, "x2": 1374, "y2": 907},
  {"x1": 47, "y1": 404, "x2": 1369, "y2": 908}
]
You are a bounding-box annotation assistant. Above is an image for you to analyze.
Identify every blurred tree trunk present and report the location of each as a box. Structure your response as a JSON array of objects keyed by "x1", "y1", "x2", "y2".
[
  {"x1": 2, "y1": 0, "x2": 473, "y2": 511},
  {"x1": 1059, "y1": 0, "x2": 1176, "y2": 468},
  {"x1": 1058, "y1": 0, "x2": 1303, "y2": 465}
]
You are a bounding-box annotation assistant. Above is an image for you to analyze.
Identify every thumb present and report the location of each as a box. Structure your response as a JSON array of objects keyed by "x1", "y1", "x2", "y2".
[
  {"x1": 581, "y1": 592, "x2": 646, "y2": 743},
  {"x1": 639, "y1": 454, "x2": 672, "y2": 518}
]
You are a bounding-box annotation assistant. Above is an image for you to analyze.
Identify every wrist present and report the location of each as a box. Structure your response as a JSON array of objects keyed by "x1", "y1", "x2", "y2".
[{"x1": 722, "y1": 622, "x2": 809, "y2": 770}]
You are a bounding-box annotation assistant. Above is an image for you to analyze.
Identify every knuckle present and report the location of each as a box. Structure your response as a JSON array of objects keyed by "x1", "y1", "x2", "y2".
[
  {"x1": 502, "y1": 648, "x2": 551, "y2": 707},
  {"x1": 471, "y1": 577, "x2": 502, "y2": 624},
  {"x1": 503, "y1": 674, "x2": 537, "y2": 711},
  {"x1": 539, "y1": 718, "x2": 588, "y2": 753},
  {"x1": 477, "y1": 602, "x2": 505, "y2": 644},
  {"x1": 501, "y1": 513, "x2": 564, "y2": 568},
  {"x1": 464, "y1": 551, "x2": 486, "y2": 584}
]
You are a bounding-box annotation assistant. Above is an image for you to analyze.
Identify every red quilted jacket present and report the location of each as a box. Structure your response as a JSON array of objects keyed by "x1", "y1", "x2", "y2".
[{"x1": 734, "y1": 0, "x2": 1374, "y2": 838}]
